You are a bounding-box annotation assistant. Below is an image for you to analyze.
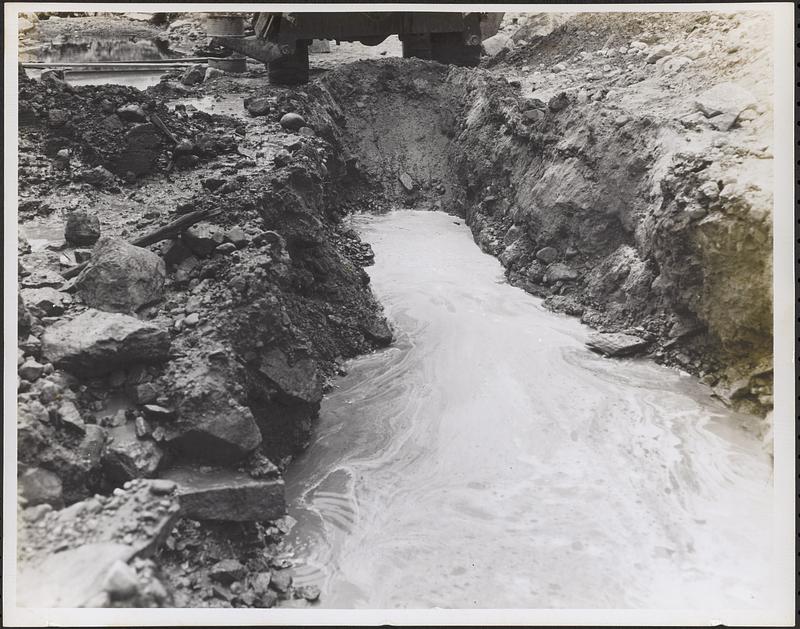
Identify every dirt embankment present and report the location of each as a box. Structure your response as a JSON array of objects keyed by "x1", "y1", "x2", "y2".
[
  {"x1": 289, "y1": 11, "x2": 774, "y2": 422},
  {"x1": 16, "y1": 64, "x2": 390, "y2": 607}
]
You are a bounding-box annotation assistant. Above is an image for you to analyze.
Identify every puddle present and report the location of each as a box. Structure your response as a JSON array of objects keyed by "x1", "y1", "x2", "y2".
[
  {"x1": 22, "y1": 37, "x2": 186, "y2": 89},
  {"x1": 21, "y1": 37, "x2": 181, "y2": 64}
]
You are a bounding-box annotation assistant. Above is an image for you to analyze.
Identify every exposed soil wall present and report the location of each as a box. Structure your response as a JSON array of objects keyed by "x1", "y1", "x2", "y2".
[{"x1": 300, "y1": 51, "x2": 772, "y2": 418}]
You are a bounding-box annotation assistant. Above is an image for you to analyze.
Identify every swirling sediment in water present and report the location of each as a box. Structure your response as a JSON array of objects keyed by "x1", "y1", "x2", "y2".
[{"x1": 283, "y1": 210, "x2": 773, "y2": 610}]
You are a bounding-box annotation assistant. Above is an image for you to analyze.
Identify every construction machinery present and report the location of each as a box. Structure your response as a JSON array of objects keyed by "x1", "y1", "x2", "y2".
[{"x1": 210, "y1": 12, "x2": 504, "y2": 84}]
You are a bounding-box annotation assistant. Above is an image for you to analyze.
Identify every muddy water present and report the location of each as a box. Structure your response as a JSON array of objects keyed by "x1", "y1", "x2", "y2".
[{"x1": 283, "y1": 210, "x2": 773, "y2": 610}]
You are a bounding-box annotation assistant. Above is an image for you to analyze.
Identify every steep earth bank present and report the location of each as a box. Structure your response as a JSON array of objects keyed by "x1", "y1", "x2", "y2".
[{"x1": 287, "y1": 11, "x2": 774, "y2": 422}]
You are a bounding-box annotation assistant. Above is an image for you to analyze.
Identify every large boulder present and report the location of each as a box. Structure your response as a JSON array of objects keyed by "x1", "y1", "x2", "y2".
[
  {"x1": 164, "y1": 358, "x2": 262, "y2": 464},
  {"x1": 74, "y1": 237, "x2": 165, "y2": 313},
  {"x1": 41, "y1": 309, "x2": 170, "y2": 376},
  {"x1": 161, "y1": 465, "x2": 286, "y2": 521}
]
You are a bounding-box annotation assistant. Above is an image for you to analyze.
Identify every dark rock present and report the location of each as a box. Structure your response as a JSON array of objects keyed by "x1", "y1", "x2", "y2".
[
  {"x1": 74, "y1": 236, "x2": 166, "y2": 314},
  {"x1": 116, "y1": 104, "x2": 147, "y2": 123},
  {"x1": 173, "y1": 139, "x2": 194, "y2": 155},
  {"x1": 103, "y1": 423, "x2": 164, "y2": 482},
  {"x1": 586, "y1": 332, "x2": 648, "y2": 357},
  {"x1": 74, "y1": 248, "x2": 93, "y2": 263},
  {"x1": 116, "y1": 123, "x2": 163, "y2": 176},
  {"x1": 162, "y1": 239, "x2": 192, "y2": 269},
  {"x1": 361, "y1": 318, "x2": 393, "y2": 346},
  {"x1": 181, "y1": 222, "x2": 225, "y2": 257},
  {"x1": 19, "y1": 467, "x2": 64, "y2": 508},
  {"x1": 279, "y1": 112, "x2": 306, "y2": 131},
  {"x1": 161, "y1": 465, "x2": 285, "y2": 521},
  {"x1": 64, "y1": 209, "x2": 101, "y2": 246},
  {"x1": 209, "y1": 559, "x2": 246, "y2": 585},
  {"x1": 245, "y1": 97, "x2": 272, "y2": 117},
  {"x1": 258, "y1": 349, "x2": 322, "y2": 405},
  {"x1": 42, "y1": 309, "x2": 171, "y2": 376}
]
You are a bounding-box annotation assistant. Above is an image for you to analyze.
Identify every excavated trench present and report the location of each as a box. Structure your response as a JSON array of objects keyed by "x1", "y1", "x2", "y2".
[
  {"x1": 15, "y1": 51, "x2": 775, "y2": 609},
  {"x1": 304, "y1": 59, "x2": 772, "y2": 413},
  {"x1": 266, "y1": 58, "x2": 774, "y2": 607}
]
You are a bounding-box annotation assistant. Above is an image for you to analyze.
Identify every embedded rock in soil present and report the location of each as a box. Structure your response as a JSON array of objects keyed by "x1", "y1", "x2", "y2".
[
  {"x1": 114, "y1": 123, "x2": 164, "y2": 176},
  {"x1": 586, "y1": 332, "x2": 648, "y2": 357},
  {"x1": 245, "y1": 96, "x2": 273, "y2": 117},
  {"x1": 41, "y1": 309, "x2": 170, "y2": 376},
  {"x1": 64, "y1": 209, "x2": 101, "y2": 246},
  {"x1": 164, "y1": 359, "x2": 262, "y2": 464},
  {"x1": 280, "y1": 113, "x2": 306, "y2": 131},
  {"x1": 74, "y1": 236, "x2": 166, "y2": 314},
  {"x1": 161, "y1": 465, "x2": 286, "y2": 521},
  {"x1": 258, "y1": 349, "x2": 323, "y2": 406},
  {"x1": 103, "y1": 423, "x2": 165, "y2": 482},
  {"x1": 181, "y1": 222, "x2": 225, "y2": 257}
]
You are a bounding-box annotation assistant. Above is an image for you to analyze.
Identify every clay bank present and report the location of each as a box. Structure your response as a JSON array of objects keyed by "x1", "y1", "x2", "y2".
[{"x1": 14, "y1": 10, "x2": 774, "y2": 610}]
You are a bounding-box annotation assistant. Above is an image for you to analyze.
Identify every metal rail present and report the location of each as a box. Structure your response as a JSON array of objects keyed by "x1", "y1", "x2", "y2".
[{"x1": 21, "y1": 58, "x2": 209, "y2": 68}]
